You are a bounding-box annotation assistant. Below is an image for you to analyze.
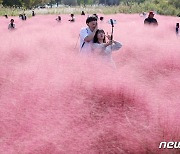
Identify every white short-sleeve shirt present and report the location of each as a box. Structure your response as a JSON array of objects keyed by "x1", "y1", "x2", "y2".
[
  {"x1": 8, "y1": 23, "x2": 15, "y2": 29},
  {"x1": 79, "y1": 27, "x2": 93, "y2": 54}
]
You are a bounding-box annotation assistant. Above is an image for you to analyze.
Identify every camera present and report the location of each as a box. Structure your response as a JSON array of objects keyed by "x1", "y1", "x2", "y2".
[{"x1": 108, "y1": 19, "x2": 117, "y2": 27}]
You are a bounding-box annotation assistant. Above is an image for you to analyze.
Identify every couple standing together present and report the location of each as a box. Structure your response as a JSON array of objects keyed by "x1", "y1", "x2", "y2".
[{"x1": 79, "y1": 16, "x2": 122, "y2": 68}]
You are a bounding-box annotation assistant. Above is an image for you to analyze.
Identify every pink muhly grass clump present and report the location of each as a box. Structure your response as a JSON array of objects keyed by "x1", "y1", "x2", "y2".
[{"x1": 0, "y1": 14, "x2": 179, "y2": 153}]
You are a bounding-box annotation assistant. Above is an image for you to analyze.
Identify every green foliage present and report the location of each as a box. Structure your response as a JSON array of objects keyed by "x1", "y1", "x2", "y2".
[
  {"x1": 0, "y1": 6, "x2": 23, "y2": 16},
  {"x1": 99, "y1": 0, "x2": 120, "y2": 5},
  {"x1": 168, "y1": 0, "x2": 180, "y2": 9},
  {"x1": 62, "y1": 0, "x2": 77, "y2": 6},
  {"x1": 21, "y1": 0, "x2": 51, "y2": 9},
  {"x1": 0, "y1": 0, "x2": 179, "y2": 16},
  {"x1": 2, "y1": 0, "x2": 22, "y2": 7}
]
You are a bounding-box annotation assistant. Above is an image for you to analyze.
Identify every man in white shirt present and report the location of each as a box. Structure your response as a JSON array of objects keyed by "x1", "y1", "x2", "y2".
[{"x1": 80, "y1": 16, "x2": 98, "y2": 54}]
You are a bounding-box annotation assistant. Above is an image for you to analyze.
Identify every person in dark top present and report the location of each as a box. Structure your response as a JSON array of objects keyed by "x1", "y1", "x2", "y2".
[
  {"x1": 69, "y1": 14, "x2": 75, "y2": 22},
  {"x1": 176, "y1": 23, "x2": 179, "y2": 35},
  {"x1": 19, "y1": 14, "x2": 26, "y2": 20},
  {"x1": 23, "y1": 14, "x2": 27, "y2": 20},
  {"x1": 81, "y1": 11, "x2": 85, "y2": 15},
  {"x1": 32, "y1": 11, "x2": 35, "y2": 16},
  {"x1": 56, "y1": 16, "x2": 61, "y2": 22},
  {"x1": 100, "y1": 17, "x2": 104, "y2": 21},
  {"x1": 144, "y1": 11, "x2": 158, "y2": 26},
  {"x1": 4, "y1": 15, "x2": 8, "y2": 18}
]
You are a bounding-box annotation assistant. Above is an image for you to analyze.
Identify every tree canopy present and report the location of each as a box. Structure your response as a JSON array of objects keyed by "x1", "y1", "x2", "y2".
[{"x1": 0, "y1": 0, "x2": 180, "y2": 9}]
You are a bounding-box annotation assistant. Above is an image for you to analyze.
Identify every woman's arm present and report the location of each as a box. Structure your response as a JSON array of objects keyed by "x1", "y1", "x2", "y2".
[
  {"x1": 104, "y1": 41, "x2": 122, "y2": 54},
  {"x1": 111, "y1": 41, "x2": 122, "y2": 51},
  {"x1": 105, "y1": 34, "x2": 122, "y2": 51},
  {"x1": 84, "y1": 26, "x2": 98, "y2": 42}
]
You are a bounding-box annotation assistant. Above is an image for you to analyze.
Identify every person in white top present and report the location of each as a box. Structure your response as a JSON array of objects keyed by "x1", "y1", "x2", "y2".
[
  {"x1": 79, "y1": 15, "x2": 98, "y2": 54},
  {"x1": 8, "y1": 19, "x2": 15, "y2": 30},
  {"x1": 92, "y1": 29, "x2": 122, "y2": 68}
]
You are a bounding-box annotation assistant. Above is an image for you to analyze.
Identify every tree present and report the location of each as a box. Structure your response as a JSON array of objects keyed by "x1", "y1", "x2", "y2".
[
  {"x1": 21, "y1": 0, "x2": 51, "y2": 8},
  {"x1": 63, "y1": 0, "x2": 77, "y2": 6},
  {"x1": 56, "y1": 0, "x2": 61, "y2": 6},
  {"x1": 2, "y1": 0, "x2": 22, "y2": 7},
  {"x1": 99, "y1": 0, "x2": 120, "y2": 5},
  {"x1": 107, "y1": 0, "x2": 120, "y2": 5},
  {"x1": 168, "y1": 0, "x2": 180, "y2": 9},
  {"x1": 121, "y1": 0, "x2": 146, "y2": 6},
  {"x1": 22, "y1": 0, "x2": 40, "y2": 8}
]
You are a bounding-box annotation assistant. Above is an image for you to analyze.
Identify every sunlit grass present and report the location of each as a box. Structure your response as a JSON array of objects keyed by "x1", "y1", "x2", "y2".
[{"x1": 0, "y1": 3, "x2": 179, "y2": 16}]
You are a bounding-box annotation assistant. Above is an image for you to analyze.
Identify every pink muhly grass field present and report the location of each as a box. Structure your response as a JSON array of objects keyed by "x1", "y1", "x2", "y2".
[{"x1": 0, "y1": 14, "x2": 180, "y2": 154}]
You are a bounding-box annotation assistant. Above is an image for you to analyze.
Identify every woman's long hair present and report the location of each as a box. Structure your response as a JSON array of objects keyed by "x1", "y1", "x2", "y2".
[{"x1": 93, "y1": 29, "x2": 106, "y2": 43}]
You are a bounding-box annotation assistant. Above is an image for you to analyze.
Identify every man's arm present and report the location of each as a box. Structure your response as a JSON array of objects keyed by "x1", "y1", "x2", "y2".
[
  {"x1": 84, "y1": 30, "x2": 96, "y2": 42},
  {"x1": 154, "y1": 19, "x2": 158, "y2": 25},
  {"x1": 144, "y1": 19, "x2": 149, "y2": 24},
  {"x1": 84, "y1": 25, "x2": 98, "y2": 42}
]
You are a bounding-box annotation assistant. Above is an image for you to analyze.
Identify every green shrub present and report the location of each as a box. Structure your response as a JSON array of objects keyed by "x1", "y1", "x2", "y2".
[{"x1": 0, "y1": 2, "x2": 179, "y2": 16}]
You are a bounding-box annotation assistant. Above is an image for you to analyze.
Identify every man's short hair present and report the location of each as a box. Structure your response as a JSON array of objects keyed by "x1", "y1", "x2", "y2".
[{"x1": 86, "y1": 16, "x2": 97, "y2": 24}]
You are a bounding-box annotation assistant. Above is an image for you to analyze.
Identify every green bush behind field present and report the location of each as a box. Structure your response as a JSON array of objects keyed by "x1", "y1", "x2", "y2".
[{"x1": 0, "y1": 1, "x2": 179, "y2": 17}]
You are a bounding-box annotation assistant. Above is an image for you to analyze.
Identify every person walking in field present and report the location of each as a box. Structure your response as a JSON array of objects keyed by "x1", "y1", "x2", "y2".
[
  {"x1": 8, "y1": 19, "x2": 15, "y2": 30},
  {"x1": 144, "y1": 11, "x2": 158, "y2": 26}
]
